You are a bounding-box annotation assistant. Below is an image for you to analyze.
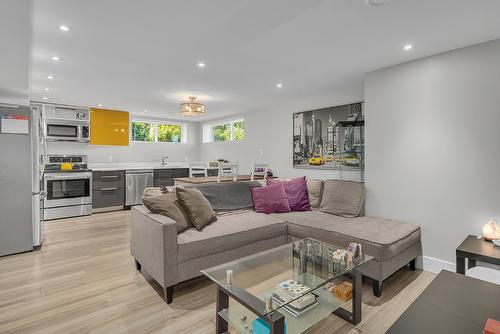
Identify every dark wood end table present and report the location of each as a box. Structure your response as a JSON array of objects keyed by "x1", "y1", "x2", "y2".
[{"x1": 456, "y1": 235, "x2": 500, "y2": 274}]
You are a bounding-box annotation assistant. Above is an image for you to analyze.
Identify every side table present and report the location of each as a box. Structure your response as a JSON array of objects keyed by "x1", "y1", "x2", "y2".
[{"x1": 456, "y1": 235, "x2": 500, "y2": 274}]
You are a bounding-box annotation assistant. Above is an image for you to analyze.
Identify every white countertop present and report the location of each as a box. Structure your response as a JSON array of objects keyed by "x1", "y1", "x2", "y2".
[{"x1": 88, "y1": 162, "x2": 218, "y2": 171}]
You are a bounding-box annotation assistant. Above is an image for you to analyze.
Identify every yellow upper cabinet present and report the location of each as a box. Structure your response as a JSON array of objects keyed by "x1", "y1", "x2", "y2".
[{"x1": 90, "y1": 108, "x2": 129, "y2": 146}]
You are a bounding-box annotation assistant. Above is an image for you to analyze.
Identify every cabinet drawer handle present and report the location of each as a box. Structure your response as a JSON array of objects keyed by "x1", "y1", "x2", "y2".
[
  {"x1": 100, "y1": 175, "x2": 119, "y2": 179},
  {"x1": 100, "y1": 187, "x2": 118, "y2": 191}
]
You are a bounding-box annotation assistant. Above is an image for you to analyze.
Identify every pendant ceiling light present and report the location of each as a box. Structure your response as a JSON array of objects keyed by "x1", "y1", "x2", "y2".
[{"x1": 181, "y1": 96, "x2": 205, "y2": 116}]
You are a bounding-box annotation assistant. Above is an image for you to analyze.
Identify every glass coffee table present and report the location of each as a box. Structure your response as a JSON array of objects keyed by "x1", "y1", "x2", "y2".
[{"x1": 202, "y1": 238, "x2": 373, "y2": 334}]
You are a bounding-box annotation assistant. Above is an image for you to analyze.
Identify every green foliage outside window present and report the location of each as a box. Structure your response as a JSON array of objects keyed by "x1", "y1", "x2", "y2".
[
  {"x1": 158, "y1": 124, "x2": 181, "y2": 143},
  {"x1": 213, "y1": 124, "x2": 231, "y2": 141},
  {"x1": 233, "y1": 121, "x2": 244, "y2": 141},
  {"x1": 132, "y1": 122, "x2": 154, "y2": 142}
]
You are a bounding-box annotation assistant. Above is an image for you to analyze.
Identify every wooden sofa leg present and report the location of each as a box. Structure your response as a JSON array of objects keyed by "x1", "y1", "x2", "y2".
[
  {"x1": 409, "y1": 258, "x2": 416, "y2": 271},
  {"x1": 372, "y1": 279, "x2": 382, "y2": 297},
  {"x1": 164, "y1": 286, "x2": 174, "y2": 304},
  {"x1": 134, "y1": 259, "x2": 141, "y2": 271}
]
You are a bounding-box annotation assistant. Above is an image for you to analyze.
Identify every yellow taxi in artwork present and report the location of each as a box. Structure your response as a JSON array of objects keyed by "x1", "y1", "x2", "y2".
[{"x1": 308, "y1": 155, "x2": 325, "y2": 165}]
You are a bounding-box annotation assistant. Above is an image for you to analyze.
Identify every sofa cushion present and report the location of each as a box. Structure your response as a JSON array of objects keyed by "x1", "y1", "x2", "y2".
[
  {"x1": 320, "y1": 180, "x2": 365, "y2": 217},
  {"x1": 251, "y1": 183, "x2": 291, "y2": 214},
  {"x1": 306, "y1": 179, "x2": 324, "y2": 208},
  {"x1": 192, "y1": 181, "x2": 261, "y2": 212},
  {"x1": 268, "y1": 177, "x2": 311, "y2": 212},
  {"x1": 176, "y1": 187, "x2": 217, "y2": 230},
  {"x1": 142, "y1": 193, "x2": 193, "y2": 233},
  {"x1": 273, "y1": 211, "x2": 420, "y2": 261},
  {"x1": 177, "y1": 211, "x2": 287, "y2": 262}
]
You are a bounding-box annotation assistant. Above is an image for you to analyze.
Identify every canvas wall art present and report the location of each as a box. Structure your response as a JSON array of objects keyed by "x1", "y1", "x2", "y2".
[{"x1": 293, "y1": 102, "x2": 364, "y2": 172}]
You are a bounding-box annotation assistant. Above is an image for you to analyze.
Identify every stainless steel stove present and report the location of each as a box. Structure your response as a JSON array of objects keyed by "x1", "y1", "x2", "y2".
[{"x1": 43, "y1": 155, "x2": 92, "y2": 220}]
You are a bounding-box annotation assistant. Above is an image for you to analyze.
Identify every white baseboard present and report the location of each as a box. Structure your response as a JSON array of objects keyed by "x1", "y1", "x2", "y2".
[{"x1": 416, "y1": 255, "x2": 455, "y2": 274}]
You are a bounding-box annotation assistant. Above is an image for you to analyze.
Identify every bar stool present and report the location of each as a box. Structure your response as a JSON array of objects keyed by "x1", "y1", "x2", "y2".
[
  {"x1": 189, "y1": 162, "x2": 208, "y2": 177},
  {"x1": 217, "y1": 163, "x2": 238, "y2": 182},
  {"x1": 251, "y1": 163, "x2": 268, "y2": 181}
]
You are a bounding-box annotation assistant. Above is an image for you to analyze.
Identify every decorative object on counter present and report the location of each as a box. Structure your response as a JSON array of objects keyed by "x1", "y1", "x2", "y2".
[
  {"x1": 482, "y1": 219, "x2": 500, "y2": 241},
  {"x1": 332, "y1": 281, "x2": 353, "y2": 302},
  {"x1": 209, "y1": 161, "x2": 220, "y2": 168}
]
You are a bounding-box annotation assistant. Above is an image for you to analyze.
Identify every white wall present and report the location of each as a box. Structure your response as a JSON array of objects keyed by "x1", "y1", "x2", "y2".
[
  {"x1": 199, "y1": 83, "x2": 364, "y2": 180},
  {"x1": 365, "y1": 39, "x2": 500, "y2": 271},
  {"x1": 47, "y1": 121, "x2": 200, "y2": 163},
  {"x1": 0, "y1": 0, "x2": 31, "y2": 105}
]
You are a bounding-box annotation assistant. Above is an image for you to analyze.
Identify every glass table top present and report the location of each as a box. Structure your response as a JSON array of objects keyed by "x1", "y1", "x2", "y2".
[{"x1": 202, "y1": 238, "x2": 372, "y2": 317}]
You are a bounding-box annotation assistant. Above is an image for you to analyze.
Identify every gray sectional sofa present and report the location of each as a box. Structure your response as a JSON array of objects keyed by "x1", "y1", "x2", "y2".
[{"x1": 130, "y1": 179, "x2": 421, "y2": 303}]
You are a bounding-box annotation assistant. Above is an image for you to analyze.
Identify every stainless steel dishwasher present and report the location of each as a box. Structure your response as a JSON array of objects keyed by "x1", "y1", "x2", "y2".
[{"x1": 125, "y1": 169, "x2": 153, "y2": 206}]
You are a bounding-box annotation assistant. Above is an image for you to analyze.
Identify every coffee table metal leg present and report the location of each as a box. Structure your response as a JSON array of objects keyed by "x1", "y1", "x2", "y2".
[
  {"x1": 468, "y1": 258, "x2": 476, "y2": 269},
  {"x1": 216, "y1": 286, "x2": 229, "y2": 334},
  {"x1": 456, "y1": 256, "x2": 466, "y2": 274},
  {"x1": 332, "y1": 269, "x2": 362, "y2": 325},
  {"x1": 267, "y1": 312, "x2": 285, "y2": 334}
]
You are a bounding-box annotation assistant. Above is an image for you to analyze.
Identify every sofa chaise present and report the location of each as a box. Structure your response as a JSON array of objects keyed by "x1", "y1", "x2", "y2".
[{"x1": 130, "y1": 179, "x2": 421, "y2": 303}]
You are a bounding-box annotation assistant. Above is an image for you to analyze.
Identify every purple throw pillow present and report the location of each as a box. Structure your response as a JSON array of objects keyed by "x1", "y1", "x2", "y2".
[
  {"x1": 267, "y1": 177, "x2": 311, "y2": 211},
  {"x1": 251, "y1": 182, "x2": 291, "y2": 214}
]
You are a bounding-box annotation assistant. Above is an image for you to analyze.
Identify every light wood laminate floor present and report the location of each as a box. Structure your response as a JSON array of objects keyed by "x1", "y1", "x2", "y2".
[{"x1": 0, "y1": 211, "x2": 435, "y2": 334}]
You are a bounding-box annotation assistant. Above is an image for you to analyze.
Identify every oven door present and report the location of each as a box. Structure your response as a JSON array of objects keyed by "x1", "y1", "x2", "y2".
[
  {"x1": 44, "y1": 172, "x2": 92, "y2": 208},
  {"x1": 46, "y1": 123, "x2": 79, "y2": 141}
]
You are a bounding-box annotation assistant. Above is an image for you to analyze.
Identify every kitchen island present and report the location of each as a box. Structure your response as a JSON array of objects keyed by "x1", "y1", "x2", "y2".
[{"x1": 173, "y1": 175, "x2": 270, "y2": 186}]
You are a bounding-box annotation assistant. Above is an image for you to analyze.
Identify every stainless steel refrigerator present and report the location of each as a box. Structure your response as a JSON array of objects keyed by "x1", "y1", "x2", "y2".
[{"x1": 0, "y1": 104, "x2": 43, "y2": 256}]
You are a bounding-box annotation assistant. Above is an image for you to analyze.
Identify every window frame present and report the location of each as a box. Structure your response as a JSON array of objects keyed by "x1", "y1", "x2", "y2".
[
  {"x1": 203, "y1": 117, "x2": 244, "y2": 143},
  {"x1": 131, "y1": 118, "x2": 187, "y2": 143}
]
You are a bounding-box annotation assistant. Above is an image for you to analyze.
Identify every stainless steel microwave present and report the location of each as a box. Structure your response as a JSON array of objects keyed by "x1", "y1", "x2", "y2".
[
  {"x1": 42, "y1": 105, "x2": 90, "y2": 142},
  {"x1": 45, "y1": 119, "x2": 90, "y2": 142}
]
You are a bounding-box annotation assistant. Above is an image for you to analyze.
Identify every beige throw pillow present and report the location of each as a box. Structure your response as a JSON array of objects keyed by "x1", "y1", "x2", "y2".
[
  {"x1": 176, "y1": 187, "x2": 217, "y2": 230},
  {"x1": 320, "y1": 180, "x2": 365, "y2": 217},
  {"x1": 306, "y1": 179, "x2": 324, "y2": 208},
  {"x1": 142, "y1": 193, "x2": 193, "y2": 233}
]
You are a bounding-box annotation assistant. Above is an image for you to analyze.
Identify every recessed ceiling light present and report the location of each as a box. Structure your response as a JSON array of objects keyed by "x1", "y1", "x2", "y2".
[
  {"x1": 276, "y1": 83, "x2": 283, "y2": 88},
  {"x1": 51, "y1": 56, "x2": 62, "y2": 61},
  {"x1": 59, "y1": 25, "x2": 70, "y2": 32},
  {"x1": 197, "y1": 62, "x2": 206, "y2": 68},
  {"x1": 47, "y1": 75, "x2": 54, "y2": 79},
  {"x1": 403, "y1": 44, "x2": 413, "y2": 51},
  {"x1": 42, "y1": 97, "x2": 48, "y2": 100},
  {"x1": 98, "y1": 103, "x2": 102, "y2": 107},
  {"x1": 367, "y1": 0, "x2": 392, "y2": 6},
  {"x1": 43, "y1": 88, "x2": 49, "y2": 91}
]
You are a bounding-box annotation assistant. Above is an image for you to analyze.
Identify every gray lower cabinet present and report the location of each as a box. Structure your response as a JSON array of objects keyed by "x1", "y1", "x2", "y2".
[
  {"x1": 92, "y1": 170, "x2": 125, "y2": 212},
  {"x1": 153, "y1": 168, "x2": 189, "y2": 187}
]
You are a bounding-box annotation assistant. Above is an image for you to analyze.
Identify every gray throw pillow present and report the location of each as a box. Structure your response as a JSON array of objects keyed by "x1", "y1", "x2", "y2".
[
  {"x1": 319, "y1": 180, "x2": 365, "y2": 217},
  {"x1": 142, "y1": 193, "x2": 193, "y2": 233},
  {"x1": 176, "y1": 187, "x2": 217, "y2": 230},
  {"x1": 306, "y1": 179, "x2": 324, "y2": 208}
]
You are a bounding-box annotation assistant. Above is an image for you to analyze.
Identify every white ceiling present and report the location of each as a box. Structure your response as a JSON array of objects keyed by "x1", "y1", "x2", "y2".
[{"x1": 30, "y1": 0, "x2": 500, "y2": 121}]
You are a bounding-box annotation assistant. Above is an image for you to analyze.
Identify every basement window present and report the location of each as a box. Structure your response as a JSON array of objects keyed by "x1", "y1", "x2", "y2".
[
  {"x1": 132, "y1": 119, "x2": 186, "y2": 143},
  {"x1": 203, "y1": 118, "x2": 244, "y2": 143}
]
